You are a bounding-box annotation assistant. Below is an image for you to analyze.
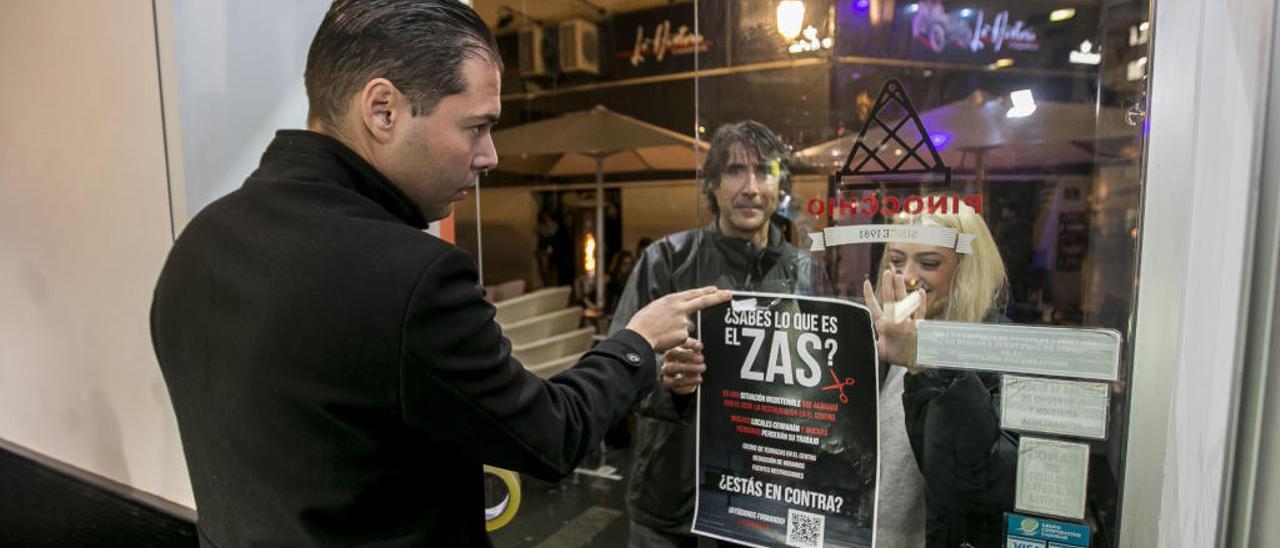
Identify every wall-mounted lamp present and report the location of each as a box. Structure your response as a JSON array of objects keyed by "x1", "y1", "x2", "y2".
[
  {"x1": 987, "y1": 57, "x2": 1015, "y2": 70},
  {"x1": 777, "y1": 0, "x2": 806, "y2": 41}
]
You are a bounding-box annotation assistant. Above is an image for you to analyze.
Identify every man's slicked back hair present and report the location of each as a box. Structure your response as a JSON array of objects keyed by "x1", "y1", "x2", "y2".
[{"x1": 304, "y1": 0, "x2": 502, "y2": 129}]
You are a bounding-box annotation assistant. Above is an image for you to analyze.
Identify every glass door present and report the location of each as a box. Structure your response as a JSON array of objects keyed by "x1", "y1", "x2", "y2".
[{"x1": 691, "y1": 1, "x2": 1152, "y2": 546}]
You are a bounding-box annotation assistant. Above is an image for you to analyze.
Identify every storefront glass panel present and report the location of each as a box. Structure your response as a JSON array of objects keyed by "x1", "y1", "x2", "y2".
[
  {"x1": 474, "y1": 0, "x2": 1153, "y2": 545},
  {"x1": 470, "y1": 4, "x2": 712, "y2": 540},
  {"x1": 688, "y1": 1, "x2": 1149, "y2": 546}
]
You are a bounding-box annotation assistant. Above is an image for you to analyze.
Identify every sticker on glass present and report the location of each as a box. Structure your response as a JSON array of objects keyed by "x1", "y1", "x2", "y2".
[
  {"x1": 916, "y1": 321, "x2": 1122, "y2": 381},
  {"x1": 1001, "y1": 376, "x2": 1110, "y2": 439},
  {"x1": 1006, "y1": 513, "x2": 1091, "y2": 547},
  {"x1": 1015, "y1": 437, "x2": 1090, "y2": 520}
]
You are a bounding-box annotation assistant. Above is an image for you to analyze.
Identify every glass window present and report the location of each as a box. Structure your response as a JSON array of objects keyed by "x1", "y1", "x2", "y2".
[
  {"x1": 477, "y1": 1, "x2": 1152, "y2": 545},
  {"x1": 690, "y1": 1, "x2": 1149, "y2": 545}
]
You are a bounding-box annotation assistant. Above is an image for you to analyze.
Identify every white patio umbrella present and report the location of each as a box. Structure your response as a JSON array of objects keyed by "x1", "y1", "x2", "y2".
[
  {"x1": 492, "y1": 105, "x2": 707, "y2": 306},
  {"x1": 794, "y1": 90, "x2": 1134, "y2": 180}
]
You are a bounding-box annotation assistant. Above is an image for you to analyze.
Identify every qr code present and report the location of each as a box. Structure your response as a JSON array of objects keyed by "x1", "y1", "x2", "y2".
[{"x1": 786, "y1": 508, "x2": 825, "y2": 548}]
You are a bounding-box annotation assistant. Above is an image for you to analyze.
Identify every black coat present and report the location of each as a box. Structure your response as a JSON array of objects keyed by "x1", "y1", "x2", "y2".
[
  {"x1": 903, "y1": 369, "x2": 1018, "y2": 547},
  {"x1": 901, "y1": 314, "x2": 1019, "y2": 547},
  {"x1": 151, "y1": 130, "x2": 656, "y2": 547}
]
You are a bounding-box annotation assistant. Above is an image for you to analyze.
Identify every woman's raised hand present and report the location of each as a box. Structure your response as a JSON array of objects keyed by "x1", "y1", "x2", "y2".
[{"x1": 862, "y1": 269, "x2": 927, "y2": 373}]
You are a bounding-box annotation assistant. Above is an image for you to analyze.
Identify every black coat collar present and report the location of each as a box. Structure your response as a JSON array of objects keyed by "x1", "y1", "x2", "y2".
[{"x1": 256, "y1": 130, "x2": 428, "y2": 229}]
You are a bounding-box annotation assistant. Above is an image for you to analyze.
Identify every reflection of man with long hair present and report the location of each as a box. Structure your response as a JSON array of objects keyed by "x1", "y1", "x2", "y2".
[
  {"x1": 610, "y1": 121, "x2": 818, "y2": 547},
  {"x1": 862, "y1": 199, "x2": 1016, "y2": 548}
]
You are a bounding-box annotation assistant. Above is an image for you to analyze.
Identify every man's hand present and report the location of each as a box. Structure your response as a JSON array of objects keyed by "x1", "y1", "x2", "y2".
[
  {"x1": 626, "y1": 286, "x2": 732, "y2": 353},
  {"x1": 862, "y1": 269, "x2": 926, "y2": 373},
  {"x1": 661, "y1": 339, "x2": 705, "y2": 395}
]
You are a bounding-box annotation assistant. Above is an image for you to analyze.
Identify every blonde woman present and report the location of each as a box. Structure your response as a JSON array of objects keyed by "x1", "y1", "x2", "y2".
[{"x1": 862, "y1": 198, "x2": 1016, "y2": 548}]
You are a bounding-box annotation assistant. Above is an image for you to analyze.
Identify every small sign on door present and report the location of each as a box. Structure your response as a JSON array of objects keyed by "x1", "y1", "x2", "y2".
[
  {"x1": 1001, "y1": 376, "x2": 1110, "y2": 439},
  {"x1": 1015, "y1": 437, "x2": 1090, "y2": 520}
]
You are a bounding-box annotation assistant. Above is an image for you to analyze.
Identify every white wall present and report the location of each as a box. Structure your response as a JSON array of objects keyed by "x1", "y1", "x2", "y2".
[
  {"x1": 169, "y1": 0, "x2": 326, "y2": 225},
  {"x1": 0, "y1": 1, "x2": 193, "y2": 507},
  {"x1": 1124, "y1": 0, "x2": 1278, "y2": 544}
]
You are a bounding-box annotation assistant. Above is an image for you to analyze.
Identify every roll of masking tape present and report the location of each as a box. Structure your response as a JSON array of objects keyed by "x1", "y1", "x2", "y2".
[{"x1": 483, "y1": 465, "x2": 521, "y2": 532}]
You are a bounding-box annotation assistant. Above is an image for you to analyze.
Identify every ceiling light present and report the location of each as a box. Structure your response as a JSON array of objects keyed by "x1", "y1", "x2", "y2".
[
  {"x1": 1050, "y1": 8, "x2": 1075, "y2": 22},
  {"x1": 1006, "y1": 89, "x2": 1037, "y2": 118},
  {"x1": 987, "y1": 58, "x2": 1015, "y2": 70},
  {"x1": 1069, "y1": 40, "x2": 1101, "y2": 65},
  {"x1": 777, "y1": 0, "x2": 806, "y2": 41}
]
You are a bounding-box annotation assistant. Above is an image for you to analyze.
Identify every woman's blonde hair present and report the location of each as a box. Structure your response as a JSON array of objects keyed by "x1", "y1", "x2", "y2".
[{"x1": 876, "y1": 195, "x2": 1007, "y2": 323}]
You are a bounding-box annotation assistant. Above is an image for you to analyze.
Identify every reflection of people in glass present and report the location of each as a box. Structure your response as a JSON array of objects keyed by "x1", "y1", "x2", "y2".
[
  {"x1": 536, "y1": 208, "x2": 562, "y2": 287},
  {"x1": 862, "y1": 199, "x2": 1015, "y2": 548},
  {"x1": 607, "y1": 250, "x2": 636, "y2": 311},
  {"x1": 609, "y1": 121, "x2": 817, "y2": 547}
]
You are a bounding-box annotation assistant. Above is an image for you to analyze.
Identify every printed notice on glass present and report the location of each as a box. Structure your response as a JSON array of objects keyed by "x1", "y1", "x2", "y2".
[
  {"x1": 1016, "y1": 437, "x2": 1090, "y2": 520},
  {"x1": 916, "y1": 321, "x2": 1122, "y2": 381},
  {"x1": 692, "y1": 293, "x2": 879, "y2": 548},
  {"x1": 1002, "y1": 376, "x2": 1110, "y2": 439}
]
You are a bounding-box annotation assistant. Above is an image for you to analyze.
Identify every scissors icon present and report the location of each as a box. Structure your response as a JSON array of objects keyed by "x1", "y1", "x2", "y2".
[{"x1": 821, "y1": 368, "x2": 855, "y2": 404}]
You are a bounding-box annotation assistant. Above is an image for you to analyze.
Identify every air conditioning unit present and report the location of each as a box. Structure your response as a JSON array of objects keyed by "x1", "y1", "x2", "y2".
[
  {"x1": 518, "y1": 26, "x2": 545, "y2": 77},
  {"x1": 558, "y1": 19, "x2": 599, "y2": 75}
]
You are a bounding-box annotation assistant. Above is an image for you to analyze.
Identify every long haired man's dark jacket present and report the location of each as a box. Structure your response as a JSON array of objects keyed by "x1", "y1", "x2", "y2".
[{"x1": 609, "y1": 223, "x2": 817, "y2": 532}]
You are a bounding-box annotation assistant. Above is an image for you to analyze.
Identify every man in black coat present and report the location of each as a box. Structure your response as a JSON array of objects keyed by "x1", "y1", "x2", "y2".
[{"x1": 149, "y1": 1, "x2": 730, "y2": 546}]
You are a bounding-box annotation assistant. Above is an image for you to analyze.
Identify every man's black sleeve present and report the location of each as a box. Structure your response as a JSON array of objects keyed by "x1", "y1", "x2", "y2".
[{"x1": 398, "y1": 247, "x2": 657, "y2": 480}]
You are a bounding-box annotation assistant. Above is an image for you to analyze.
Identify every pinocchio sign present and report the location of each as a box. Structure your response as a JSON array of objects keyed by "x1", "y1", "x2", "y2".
[{"x1": 807, "y1": 194, "x2": 984, "y2": 217}]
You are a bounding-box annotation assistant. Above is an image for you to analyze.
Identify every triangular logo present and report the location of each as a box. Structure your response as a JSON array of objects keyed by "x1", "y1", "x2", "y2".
[{"x1": 839, "y1": 79, "x2": 951, "y2": 187}]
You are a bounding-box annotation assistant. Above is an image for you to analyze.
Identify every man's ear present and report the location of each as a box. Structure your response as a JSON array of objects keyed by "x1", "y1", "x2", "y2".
[{"x1": 358, "y1": 78, "x2": 401, "y2": 143}]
